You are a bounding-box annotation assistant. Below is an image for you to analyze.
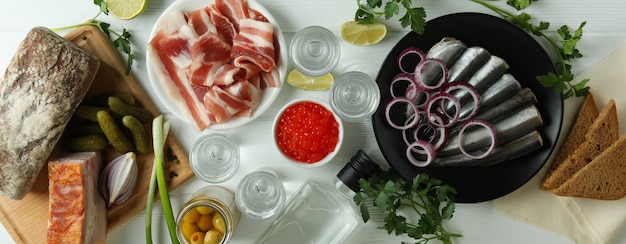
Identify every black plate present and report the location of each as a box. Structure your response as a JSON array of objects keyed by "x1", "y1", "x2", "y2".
[{"x1": 372, "y1": 12, "x2": 563, "y2": 203}]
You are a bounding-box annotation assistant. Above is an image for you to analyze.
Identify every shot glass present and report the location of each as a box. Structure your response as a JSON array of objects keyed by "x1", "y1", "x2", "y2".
[
  {"x1": 235, "y1": 168, "x2": 286, "y2": 220},
  {"x1": 329, "y1": 71, "x2": 381, "y2": 122},
  {"x1": 290, "y1": 26, "x2": 341, "y2": 77},
  {"x1": 190, "y1": 133, "x2": 240, "y2": 183}
]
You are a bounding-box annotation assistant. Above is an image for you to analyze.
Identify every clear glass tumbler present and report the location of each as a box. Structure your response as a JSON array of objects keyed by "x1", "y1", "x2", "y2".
[
  {"x1": 189, "y1": 133, "x2": 240, "y2": 183},
  {"x1": 329, "y1": 71, "x2": 381, "y2": 122},
  {"x1": 290, "y1": 26, "x2": 341, "y2": 77},
  {"x1": 235, "y1": 168, "x2": 286, "y2": 220}
]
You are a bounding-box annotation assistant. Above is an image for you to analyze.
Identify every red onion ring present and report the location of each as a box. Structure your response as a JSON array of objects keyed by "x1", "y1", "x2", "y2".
[
  {"x1": 426, "y1": 93, "x2": 460, "y2": 128},
  {"x1": 397, "y1": 47, "x2": 426, "y2": 74},
  {"x1": 442, "y1": 82, "x2": 481, "y2": 121},
  {"x1": 406, "y1": 140, "x2": 435, "y2": 167},
  {"x1": 414, "y1": 58, "x2": 448, "y2": 92},
  {"x1": 390, "y1": 73, "x2": 417, "y2": 99},
  {"x1": 457, "y1": 119, "x2": 496, "y2": 159},
  {"x1": 386, "y1": 97, "x2": 419, "y2": 130}
]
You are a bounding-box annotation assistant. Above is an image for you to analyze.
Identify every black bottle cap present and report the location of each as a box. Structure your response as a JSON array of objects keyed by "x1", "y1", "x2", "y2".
[{"x1": 337, "y1": 149, "x2": 380, "y2": 192}]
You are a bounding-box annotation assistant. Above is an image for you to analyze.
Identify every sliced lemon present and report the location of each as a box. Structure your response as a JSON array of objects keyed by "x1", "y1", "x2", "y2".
[
  {"x1": 287, "y1": 69, "x2": 334, "y2": 90},
  {"x1": 341, "y1": 21, "x2": 387, "y2": 46},
  {"x1": 106, "y1": 0, "x2": 148, "y2": 20}
]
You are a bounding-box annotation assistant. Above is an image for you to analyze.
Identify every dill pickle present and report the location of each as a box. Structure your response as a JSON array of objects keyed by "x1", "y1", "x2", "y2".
[
  {"x1": 122, "y1": 115, "x2": 152, "y2": 154},
  {"x1": 75, "y1": 105, "x2": 109, "y2": 122},
  {"x1": 87, "y1": 92, "x2": 136, "y2": 107},
  {"x1": 65, "y1": 122, "x2": 104, "y2": 137},
  {"x1": 63, "y1": 134, "x2": 109, "y2": 152},
  {"x1": 108, "y1": 96, "x2": 152, "y2": 123},
  {"x1": 97, "y1": 110, "x2": 134, "y2": 153}
]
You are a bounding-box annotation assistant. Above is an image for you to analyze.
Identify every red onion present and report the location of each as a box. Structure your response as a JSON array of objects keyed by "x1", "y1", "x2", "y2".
[
  {"x1": 426, "y1": 93, "x2": 460, "y2": 128},
  {"x1": 457, "y1": 119, "x2": 496, "y2": 159},
  {"x1": 99, "y1": 152, "x2": 138, "y2": 208},
  {"x1": 443, "y1": 82, "x2": 481, "y2": 121},
  {"x1": 414, "y1": 58, "x2": 449, "y2": 92},
  {"x1": 397, "y1": 47, "x2": 426, "y2": 74},
  {"x1": 406, "y1": 140, "x2": 435, "y2": 167},
  {"x1": 386, "y1": 97, "x2": 420, "y2": 130}
]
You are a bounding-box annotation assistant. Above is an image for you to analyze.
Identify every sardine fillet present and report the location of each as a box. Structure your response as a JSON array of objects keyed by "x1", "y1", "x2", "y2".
[{"x1": 0, "y1": 27, "x2": 100, "y2": 200}]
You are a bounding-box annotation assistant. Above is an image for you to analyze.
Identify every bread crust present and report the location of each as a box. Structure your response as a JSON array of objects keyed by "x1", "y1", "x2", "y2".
[{"x1": 0, "y1": 27, "x2": 100, "y2": 200}]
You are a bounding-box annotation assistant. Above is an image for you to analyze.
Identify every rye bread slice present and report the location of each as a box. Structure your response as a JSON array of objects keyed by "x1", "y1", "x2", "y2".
[
  {"x1": 541, "y1": 92, "x2": 599, "y2": 190},
  {"x1": 553, "y1": 133, "x2": 626, "y2": 200},
  {"x1": 541, "y1": 99, "x2": 619, "y2": 190}
]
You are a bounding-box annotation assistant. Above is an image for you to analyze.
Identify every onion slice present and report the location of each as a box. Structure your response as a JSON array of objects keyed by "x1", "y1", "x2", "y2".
[
  {"x1": 426, "y1": 93, "x2": 460, "y2": 128},
  {"x1": 99, "y1": 152, "x2": 138, "y2": 208},
  {"x1": 406, "y1": 140, "x2": 435, "y2": 167},
  {"x1": 386, "y1": 97, "x2": 420, "y2": 130},
  {"x1": 443, "y1": 82, "x2": 481, "y2": 121},
  {"x1": 414, "y1": 58, "x2": 448, "y2": 92},
  {"x1": 457, "y1": 119, "x2": 496, "y2": 159},
  {"x1": 397, "y1": 47, "x2": 426, "y2": 74}
]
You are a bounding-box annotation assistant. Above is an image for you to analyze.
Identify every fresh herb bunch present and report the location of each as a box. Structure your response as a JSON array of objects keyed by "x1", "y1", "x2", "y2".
[
  {"x1": 354, "y1": 171, "x2": 461, "y2": 244},
  {"x1": 471, "y1": 0, "x2": 589, "y2": 98},
  {"x1": 353, "y1": 0, "x2": 589, "y2": 98},
  {"x1": 52, "y1": 0, "x2": 134, "y2": 74}
]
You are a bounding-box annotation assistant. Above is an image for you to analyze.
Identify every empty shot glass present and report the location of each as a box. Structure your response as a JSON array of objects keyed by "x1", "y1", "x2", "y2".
[
  {"x1": 235, "y1": 168, "x2": 286, "y2": 220},
  {"x1": 190, "y1": 133, "x2": 240, "y2": 183},
  {"x1": 290, "y1": 26, "x2": 341, "y2": 77},
  {"x1": 329, "y1": 71, "x2": 381, "y2": 122}
]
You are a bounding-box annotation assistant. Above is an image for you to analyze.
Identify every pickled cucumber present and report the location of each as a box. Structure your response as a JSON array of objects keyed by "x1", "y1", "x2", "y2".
[
  {"x1": 97, "y1": 110, "x2": 134, "y2": 153},
  {"x1": 108, "y1": 96, "x2": 151, "y2": 123},
  {"x1": 122, "y1": 115, "x2": 152, "y2": 154},
  {"x1": 63, "y1": 134, "x2": 108, "y2": 152},
  {"x1": 87, "y1": 92, "x2": 135, "y2": 107},
  {"x1": 64, "y1": 122, "x2": 104, "y2": 137},
  {"x1": 75, "y1": 105, "x2": 109, "y2": 122}
]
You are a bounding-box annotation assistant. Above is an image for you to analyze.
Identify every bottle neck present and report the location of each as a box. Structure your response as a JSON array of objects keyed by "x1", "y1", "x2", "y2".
[{"x1": 333, "y1": 177, "x2": 356, "y2": 199}]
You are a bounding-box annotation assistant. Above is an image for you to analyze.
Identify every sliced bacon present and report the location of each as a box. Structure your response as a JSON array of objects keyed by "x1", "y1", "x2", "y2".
[
  {"x1": 188, "y1": 32, "x2": 232, "y2": 86},
  {"x1": 260, "y1": 67, "x2": 280, "y2": 88},
  {"x1": 213, "y1": 64, "x2": 244, "y2": 86},
  {"x1": 207, "y1": 5, "x2": 237, "y2": 44},
  {"x1": 149, "y1": 26, "x2": 211, "y2": 131},
  {"x1": 231, "y1": 18, "x2": 276, "y2": 72},
  {"x1": 188, "y1": 7, "x2": 217, "y2": 36},
  {"x1": 149, "y1": 0, "x2": 279, "y2": 130},
  {"x1": 215, "y1": 0, "x2": 250, "y2": 30}
]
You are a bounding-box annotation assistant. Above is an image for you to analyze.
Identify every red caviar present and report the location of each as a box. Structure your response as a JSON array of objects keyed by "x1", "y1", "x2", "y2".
[{"x1": 275, "y1": 101, "x2": 340, "y2": 163}]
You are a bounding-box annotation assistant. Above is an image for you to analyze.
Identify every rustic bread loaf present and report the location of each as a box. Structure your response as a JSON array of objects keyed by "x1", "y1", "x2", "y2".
[
  {"x1": 541, "y1": 92, "x2": 599, "y2": 190},
  {"x1": 553, "y1": 133, "x2": 626, "y2": 200},
  {"x1": 0, "y1": 27, "x2": 100, "y2": 200},
  {"x1": 541, "y1": 99, "x2": 619, "y2": 190}
]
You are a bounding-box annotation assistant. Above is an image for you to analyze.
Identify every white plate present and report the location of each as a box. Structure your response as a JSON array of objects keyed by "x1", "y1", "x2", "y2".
[{"x1": 146, "y1": 0, "x2": 287, "y2": 130}]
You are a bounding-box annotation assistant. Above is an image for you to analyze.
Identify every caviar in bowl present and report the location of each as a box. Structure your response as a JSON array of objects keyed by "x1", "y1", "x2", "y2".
[{"x1": 273, "y1": 98, "x2": 344, "y2": 167}]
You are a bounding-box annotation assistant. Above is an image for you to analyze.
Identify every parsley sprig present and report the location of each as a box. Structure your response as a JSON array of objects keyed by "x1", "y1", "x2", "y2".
[
  {"x1": 353, "y1": 0, "x2": 589, "y2": 98},
  {"x1": 354, "y1": 171, "x2": 461, "y2": 244},
  {"x1": 52, "y1": 0, "x2": 134, "y2": 74},
  {"x1": 471, "y1": 0, "x2": 588, "y2": 98}
]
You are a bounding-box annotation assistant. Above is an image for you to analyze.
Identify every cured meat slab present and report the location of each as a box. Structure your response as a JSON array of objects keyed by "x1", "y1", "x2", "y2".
[
  {"x1": 47, "y1": 152, "x2": 106, "y2": 244},
  {"x1": 0, "y1": 26, "x2": 193, "y2": 243}
]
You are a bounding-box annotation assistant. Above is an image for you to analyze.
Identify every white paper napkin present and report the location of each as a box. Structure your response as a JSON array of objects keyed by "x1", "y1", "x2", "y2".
[{"x1": 493, "y1": 42, "x2": 626, "y2": 244}]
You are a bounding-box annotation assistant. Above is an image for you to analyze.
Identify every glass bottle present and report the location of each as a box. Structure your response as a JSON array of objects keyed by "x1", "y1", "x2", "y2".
[{"x1": 256, "y1": 149, "x2": 380, "y2": 244}]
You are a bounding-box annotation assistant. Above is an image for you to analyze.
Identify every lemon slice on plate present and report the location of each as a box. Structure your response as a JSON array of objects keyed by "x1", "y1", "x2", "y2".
[
  {"x1": 341, "y1": 21, "x2": 387, "y2": 46},
  {"x1": 287, "y1": 69, "x2": 334, "y2": 90},
  {"x1": 107, "y1": 0, "x2": 148, "y2": 20}
]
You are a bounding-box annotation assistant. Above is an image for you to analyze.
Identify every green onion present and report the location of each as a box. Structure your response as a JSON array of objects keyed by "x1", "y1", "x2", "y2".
[{"x1": 145, "y1": 115, "x2": 179, "y2": 244}]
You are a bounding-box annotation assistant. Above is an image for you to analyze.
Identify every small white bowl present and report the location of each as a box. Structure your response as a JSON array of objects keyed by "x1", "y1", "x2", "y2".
[{"x1": 272, "y1": 98, "x2": 344, "y2": 167}]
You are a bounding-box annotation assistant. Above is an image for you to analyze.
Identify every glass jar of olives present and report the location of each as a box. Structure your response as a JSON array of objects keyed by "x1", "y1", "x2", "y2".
[{"x1": 176, "y1": 186, "x2": 240, "y2": 244}]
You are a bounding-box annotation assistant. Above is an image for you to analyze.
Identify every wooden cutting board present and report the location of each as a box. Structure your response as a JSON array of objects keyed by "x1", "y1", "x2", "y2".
[{"x1": 0, "y1": 26, "x2": 194, "y2": 243}]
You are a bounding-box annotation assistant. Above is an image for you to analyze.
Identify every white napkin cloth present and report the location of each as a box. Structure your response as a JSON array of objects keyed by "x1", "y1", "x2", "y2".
[{"x1": 493, "y1": 42, "x2": 626, "y2": 244}]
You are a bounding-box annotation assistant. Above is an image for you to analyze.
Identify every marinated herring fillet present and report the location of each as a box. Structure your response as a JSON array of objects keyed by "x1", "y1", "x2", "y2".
[
  {"x1": 48, "y1": 152, "x2": 106, "y2": 243},
  {"x1": 0, "y1": 27, "x2": 100, "y2": 200}
]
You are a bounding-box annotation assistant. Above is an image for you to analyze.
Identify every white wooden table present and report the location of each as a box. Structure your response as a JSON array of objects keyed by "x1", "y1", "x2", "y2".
[{"x1": 1, "y1": 0, "x2": 625, "y2": 243}]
